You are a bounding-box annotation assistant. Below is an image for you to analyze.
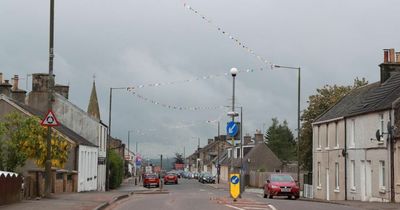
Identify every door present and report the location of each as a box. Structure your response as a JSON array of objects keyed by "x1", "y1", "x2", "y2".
[
  {"x1": 360, "y1": 161, "x2": 366, "y2": 201},
  {"x1": 366, "y1": 161, "x2": 372, "y2": 200},
  {"x1": 326, "y1": 168, "x2": 330, "y2": 201},
  {"x1": 360, "y1": 160, "x2": 372, "y2": 201}
]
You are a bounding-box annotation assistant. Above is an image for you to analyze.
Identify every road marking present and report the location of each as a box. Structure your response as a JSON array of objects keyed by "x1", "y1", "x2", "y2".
[
  {"x1": 225, "y1": 204, "x2": 245, "y2": 210},
  {"x1": 268, "y1": 204, "x2": 277, "y2": 210},
  {"x1": 200, "y1": 189, "x2": 206, "y2": 192}
]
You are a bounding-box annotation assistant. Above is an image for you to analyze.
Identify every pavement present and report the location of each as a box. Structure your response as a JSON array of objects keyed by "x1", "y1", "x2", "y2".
[{"x1": 0, "y1": 176, "x2": 153, "y2": 210}]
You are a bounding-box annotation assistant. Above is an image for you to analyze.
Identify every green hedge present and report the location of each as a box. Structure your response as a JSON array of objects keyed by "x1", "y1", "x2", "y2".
[{"x1": 108, "y1": 150, "x2": 124, "y2": 189}]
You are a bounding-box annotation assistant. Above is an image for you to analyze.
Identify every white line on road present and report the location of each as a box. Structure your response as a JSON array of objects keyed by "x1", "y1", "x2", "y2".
[
  {"x1": 225, "y1": 204, "x2": 245, "y2": 210},
  {"x1": 268, "y1": 204, "x2": 277, "y2": 210}
]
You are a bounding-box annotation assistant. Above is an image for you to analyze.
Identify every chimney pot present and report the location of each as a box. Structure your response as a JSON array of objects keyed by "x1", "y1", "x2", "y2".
[
  {"x1": 384, "y1": 49, "x2": 389, "y2": 63},
  {"x1": 396, "y1": 52, "x2": 400, "y2": 63},
  {"x1": 389, "y1": 48, "x2": 395, "y2": 63}
]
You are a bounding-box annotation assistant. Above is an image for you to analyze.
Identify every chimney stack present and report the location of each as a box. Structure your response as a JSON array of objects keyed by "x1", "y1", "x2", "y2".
[
  {"x1": 254, "y1": 129, "x2": 264, "y2": 144},
  {"x1": 380, "y1": 48, "x2": 400, "y2": 83},
  {"x1": 0, "y1": 73, "x2": 3, "y2": 84},
  {"x1": 12, "y1": 75, "x2": 19, "y2": 91},
  {"x1": 244, "y1": 135, "x2": 252, "y2": 145},
  {"x1": 0, "y1": 80, "x2": 12, "y2": 97}
]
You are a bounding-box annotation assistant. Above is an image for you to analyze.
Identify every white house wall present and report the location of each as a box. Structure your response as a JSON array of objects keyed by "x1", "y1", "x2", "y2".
[
  {"x1": 78, "y1": 145, "x2": 98, "y2": 192},
  {"x1": 346, "y1": 111, "x2": 390, "y2": 202},
  {"x1": 53, "y1": 94, "x2": 108, "y2": 191},
  {"x1": 313, "y1": 120, "x2": 346, "y2": 201}
]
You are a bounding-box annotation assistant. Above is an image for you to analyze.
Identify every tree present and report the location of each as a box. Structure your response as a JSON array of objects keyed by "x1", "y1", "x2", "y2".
[
  {"x1": 0, "y1": 112, "x2": 71, "y2": 172},
  {"x1": 299, "y1": 78, "x2": 368, "y2": 171},
  {"x1": 174, "y1": 153, "x2": 184, "y2": 164},
  {"x1": 265, "y1": 118, "x2": 296, "y2": 162}
]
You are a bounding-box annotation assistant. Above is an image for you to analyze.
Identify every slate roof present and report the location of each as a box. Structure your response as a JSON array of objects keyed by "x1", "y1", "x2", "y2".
[
  {"x1": 315, "y1": 72, "x2": 400, "y2": 123},
  {"x1": 348, "y1": 72, "x2": 400, "y2": 116},
  {"x1": 315, "y1": 83, "x2": 379, "y2": 123},
  {"x1": 9, "y1": 98, "x2": 96, "y2": 147}
]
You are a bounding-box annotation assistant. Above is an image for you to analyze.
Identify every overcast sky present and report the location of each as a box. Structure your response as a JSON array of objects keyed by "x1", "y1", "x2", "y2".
[{"x1": 1, "y1": 0, "x2": 399, "y2": 159}]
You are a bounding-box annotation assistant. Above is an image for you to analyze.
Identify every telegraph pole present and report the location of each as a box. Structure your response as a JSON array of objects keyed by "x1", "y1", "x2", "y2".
[
  {"x1": 45, "y1": 0, "x2": 55, "y2": 198},
  {"x1": 217, "y1": 121, "x2": 220, "y2": 184}
]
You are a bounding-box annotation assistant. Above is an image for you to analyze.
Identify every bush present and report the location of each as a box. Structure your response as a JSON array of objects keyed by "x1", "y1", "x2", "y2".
[{"x1": 108, "y1": 150, "x2": 124, "y2": 189}]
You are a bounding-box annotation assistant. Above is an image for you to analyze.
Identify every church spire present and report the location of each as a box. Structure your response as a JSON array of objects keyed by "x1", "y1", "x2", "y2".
[{"x1": 87, "y1": 77, "x2": 101, "y2": 120}]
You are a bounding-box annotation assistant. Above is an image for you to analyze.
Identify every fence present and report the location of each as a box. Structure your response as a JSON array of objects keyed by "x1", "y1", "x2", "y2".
[
  {"x1": 303, "y1": 172, "x2": 313, "y2": 198},
  {"x1": 0, "y1": 173, "x2": 22, "y2": 205}
]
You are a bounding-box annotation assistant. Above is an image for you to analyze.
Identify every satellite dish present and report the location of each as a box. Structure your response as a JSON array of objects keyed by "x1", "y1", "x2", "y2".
[{"x1": 376, "y1": 129, "x2": 381, "y2": 141}]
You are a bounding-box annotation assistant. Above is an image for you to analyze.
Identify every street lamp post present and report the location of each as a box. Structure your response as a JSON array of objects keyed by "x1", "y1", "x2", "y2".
[
  {"x1": 229, "y1": 67, "x2": 238, "y2": 200},
  {"x1": 273, "y1": 65, "x2": 301, "y2": 184},
  {"x1": 106, "y1": 87, "x2": 128, "y2": 191}
]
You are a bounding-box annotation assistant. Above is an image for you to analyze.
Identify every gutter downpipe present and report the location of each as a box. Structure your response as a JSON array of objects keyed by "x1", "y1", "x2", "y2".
[
  {"x1": 389, "y1": 108, "x2": 395, "y2": 203},
  {"x1": 344, "y1": 118, "x2": 348, "y2": 201}
]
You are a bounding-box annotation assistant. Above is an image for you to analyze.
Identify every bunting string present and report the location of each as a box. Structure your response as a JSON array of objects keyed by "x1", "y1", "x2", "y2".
[
  {"x1": 126, "y1": 67, "x2": 266, "y2": 91},
  {"x1": 182, "y1": 1, "x2": 274, "y2": 68},
  {"x1": 128, "y1": 88, "x2": 225, "y2": 111}
]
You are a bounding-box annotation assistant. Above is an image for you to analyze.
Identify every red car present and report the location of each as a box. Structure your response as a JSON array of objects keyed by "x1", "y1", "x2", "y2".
[
  {"x1": 143, "y1": 173, "x2": 160, "y2": 188},
  {"x1": 164, "y1": 173, "x2": 178, "y2": 185},
  {"x1": 264, "y1": 174, "x2": 299, "y2": 199}
]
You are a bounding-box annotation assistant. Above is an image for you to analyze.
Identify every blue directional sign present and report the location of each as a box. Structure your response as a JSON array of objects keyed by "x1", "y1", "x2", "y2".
[
  {"x1": 230, "y1": 175, "x2": 240, "y2": 184},
  {"x1": 227, "y1": 121, "x2": 238, "y2": 137}
]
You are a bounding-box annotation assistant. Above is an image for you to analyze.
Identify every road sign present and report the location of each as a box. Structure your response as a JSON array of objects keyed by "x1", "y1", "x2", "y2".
[
  {"x1": 230, "y1": 174, "x2": 240, "y2": 199},
  {"x1": 227, "y1": 121, "x2": 238, "y2": 137},
  {"x1": 135, "y1": 155, "x2": 142, "y2": 166},
  {"x1": 40, "y1": 110, "x2": 60, "y2": 127}
]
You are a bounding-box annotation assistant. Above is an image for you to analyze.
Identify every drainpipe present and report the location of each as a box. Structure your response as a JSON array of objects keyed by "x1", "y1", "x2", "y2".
[
  {"x1": 344, "y1": 119, "x2": 348, "y2": 200},
  {"x1": 389, "y1": 109, "x2": 395, "y2": 203}
]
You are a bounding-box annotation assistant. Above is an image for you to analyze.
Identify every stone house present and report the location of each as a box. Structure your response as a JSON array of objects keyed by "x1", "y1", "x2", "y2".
[
  {"x1": 220, "y1": 131, "x2": 282, "y2": 183},
  {"x1": 25, "y1": 74, "x2": 108, "y2": 192},
  {"x1": 0, "y1": 92, "x2": 98, "y2": 194}
]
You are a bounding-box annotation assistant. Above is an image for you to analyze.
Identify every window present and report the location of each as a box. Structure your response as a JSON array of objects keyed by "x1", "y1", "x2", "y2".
[
  {"x1": 317, "y1": 126, "x2": 321, "y2": 149},
  {"x1": 350, "y1": 119, "x2": 355, "y2": 147},
  {"x1": 379, "y1": 114, "x2": 384, "y2": 141},
  {"x1": 317, "y1": 162, "x2": 321, "y2": 187},
  {"x1": 335, "y1": 122, "x2": 339, "y2": 148},
  {"x1": 236, "y1": 148, "x2": 240, "y2": 158},
  {"x1": 351, "y1": 160, "x2": 356, "y2": 190},
  {"x1": 335, "y1": 162, "x2": 339, "y2": 190},
  {"x1": 379, "y1": 161, "x2": 386, "y2": 189},
  {"x1": 325, "y1": 124, "x2": 329, "y2": 149}
]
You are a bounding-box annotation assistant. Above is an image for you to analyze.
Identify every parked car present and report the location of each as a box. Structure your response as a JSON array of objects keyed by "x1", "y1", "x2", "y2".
[
  {"x1": 143, "y1": 173, "x2": 160, "y2": 188},
  {"x1": 164, "y1": 173, "x2": 178, "y2": 184},
  {"x1": 263, "y1": 174, "x2": 299, "y2": 199},
  {"x1": 198, "y1": 172, "x2": 206, "y2": 182},
  {"x1": 193, "y1": 172, "x2": 199, "y2": 179},
  {"x1": 200, "y1": 172, "x2": 215, "y2": 184}
]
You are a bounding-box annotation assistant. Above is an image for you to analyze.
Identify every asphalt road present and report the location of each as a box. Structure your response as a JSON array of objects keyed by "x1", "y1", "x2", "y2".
[{"x1": 107, "y1": 179, "x2": 363, "y2": 210}]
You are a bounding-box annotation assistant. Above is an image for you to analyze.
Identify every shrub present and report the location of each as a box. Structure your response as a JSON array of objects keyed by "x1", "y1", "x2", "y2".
[{"x1": 108, "y1": 150, "x2": 124, "y2": 189}]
